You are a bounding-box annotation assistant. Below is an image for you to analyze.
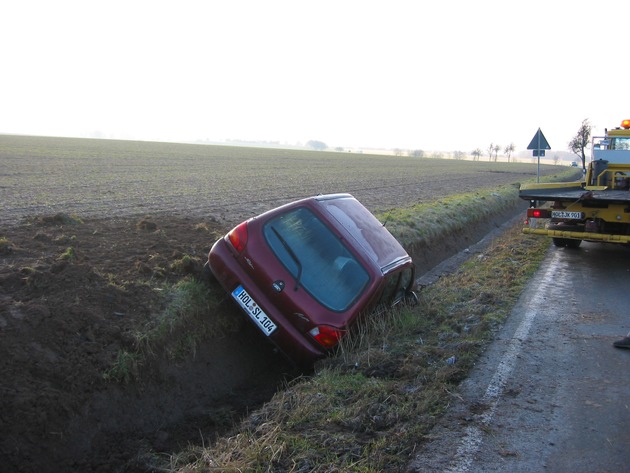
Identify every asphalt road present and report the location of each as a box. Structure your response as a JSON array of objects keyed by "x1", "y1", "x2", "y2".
[{"x1": 408, "y1": 240, "x2": 630, "y2": 472}]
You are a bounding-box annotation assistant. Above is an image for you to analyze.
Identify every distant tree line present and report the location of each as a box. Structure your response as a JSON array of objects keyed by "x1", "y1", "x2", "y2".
[
  {"x1": 306, "y1": 125, "x2": 589, "y2": 166},
  {"x1": 403, "y1": 145, "x2": 518, "y2": 162},
  {"x1": 472, "y1": 143, "x2": 516, "y2": 162}
]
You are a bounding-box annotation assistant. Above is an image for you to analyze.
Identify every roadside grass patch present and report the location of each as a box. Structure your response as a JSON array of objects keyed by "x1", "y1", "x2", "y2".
[
  {"x1": 104, "y1": 274, "x2": 236, "y2": 382},
  {"x1": 170, "y1": 254, "x2": 201, "y2": 275},
  {"x1": 170, "y1": 224, "x2": 551, "y2": 472},
  {"x1": 134, "y1": 277, "x2": 234, "y2": 360},
  {"x1": 103, "y1": 350, "x2": 141, "y2": 384}
]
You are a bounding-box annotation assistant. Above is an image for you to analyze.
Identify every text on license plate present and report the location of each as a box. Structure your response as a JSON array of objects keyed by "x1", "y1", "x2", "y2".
[
  {"x1": 232, "y1": 285, "x2": 277, "y2": 336},
  {"x1": 552, "y1": 211, "x2": 584, "y2": 219}
]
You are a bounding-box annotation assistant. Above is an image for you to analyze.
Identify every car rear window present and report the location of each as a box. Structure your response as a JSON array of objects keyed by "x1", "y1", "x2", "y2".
[{"x1": 263, "y1": 207, "x2": 370, "y2": 312}]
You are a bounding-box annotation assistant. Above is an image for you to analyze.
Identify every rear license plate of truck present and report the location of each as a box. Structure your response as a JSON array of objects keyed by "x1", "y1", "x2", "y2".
[
  {"x1": 551, "y1": 211, "x2": 584, "y2": 219},
  {"x1": 232, "y1": 285, "x2": 277, "y2": 336}
]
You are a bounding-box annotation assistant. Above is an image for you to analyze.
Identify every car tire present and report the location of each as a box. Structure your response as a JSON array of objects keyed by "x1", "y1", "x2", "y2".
[{"x1": 405, "y1": 291, "x2": 419, "y2": 306}]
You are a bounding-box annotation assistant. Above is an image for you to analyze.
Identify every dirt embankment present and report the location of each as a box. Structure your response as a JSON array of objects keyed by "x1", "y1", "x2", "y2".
[{"x1": 0, "y1": 215, "x2": 297, "y2": 472}]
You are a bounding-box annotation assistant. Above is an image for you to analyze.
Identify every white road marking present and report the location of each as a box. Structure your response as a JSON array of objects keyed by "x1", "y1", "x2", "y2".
[{"x1": 444, "y1": 251, "x2": 560, "y2": 472}]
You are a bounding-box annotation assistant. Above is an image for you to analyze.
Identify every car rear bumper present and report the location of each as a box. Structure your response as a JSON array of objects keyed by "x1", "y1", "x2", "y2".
[{"x1": 208, "y1": 239, "x2": 327, "y2": 366}]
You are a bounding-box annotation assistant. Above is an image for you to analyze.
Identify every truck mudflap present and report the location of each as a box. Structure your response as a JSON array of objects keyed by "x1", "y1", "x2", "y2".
[{"x1": 523, "y1": 228, "x2": 630, "y2": 243}]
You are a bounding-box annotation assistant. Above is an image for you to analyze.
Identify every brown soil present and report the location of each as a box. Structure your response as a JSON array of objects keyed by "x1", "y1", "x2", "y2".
[{"x1": 0, "y1": 215, "x2": 298, "y2": 473}]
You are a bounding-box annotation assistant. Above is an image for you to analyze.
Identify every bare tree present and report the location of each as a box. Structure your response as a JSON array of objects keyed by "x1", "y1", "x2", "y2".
[
  {"x1": 493, "y1": 144, "x2": 500, "y2": 162},
  {"x1": 504, "y1": 143, "x2": 515, "y2": 162},
  {"x1": 472, "y1": 148, "x2": 482, "y2": 161},
  {"x1": 568, "y1": 119, "x2": 591, "y2": 170},
  {"x1": 487, "y1": 143, "x2": 495, "y2": 161}
]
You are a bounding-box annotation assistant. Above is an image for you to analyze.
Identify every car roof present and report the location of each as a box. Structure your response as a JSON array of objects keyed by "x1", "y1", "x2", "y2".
[{"x1": 312, "y1": 194, "x2": 411, "y2": 272}]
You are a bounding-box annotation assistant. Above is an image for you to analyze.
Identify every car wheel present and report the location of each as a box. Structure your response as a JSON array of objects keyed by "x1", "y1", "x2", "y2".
[{"x1": 405, "y1": 291, "x2": 419, "y2": 306}]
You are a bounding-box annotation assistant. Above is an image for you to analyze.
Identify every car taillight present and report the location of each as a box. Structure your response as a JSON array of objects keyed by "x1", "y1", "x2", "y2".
[
  {"x1": 526, "y1": 208, "x2": 550, "y2": 218},
  {"x1": 309, "y1": 325, "x2": 346, "y2": 349},
  {"x1": 227, "y1": 221, "x2": 248, "y2": 253}
]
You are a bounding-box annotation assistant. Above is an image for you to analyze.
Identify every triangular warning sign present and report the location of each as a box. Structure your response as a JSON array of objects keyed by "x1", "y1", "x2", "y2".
[{"x1": 527, "y1": 128, "x2": 551, "y2": 150}]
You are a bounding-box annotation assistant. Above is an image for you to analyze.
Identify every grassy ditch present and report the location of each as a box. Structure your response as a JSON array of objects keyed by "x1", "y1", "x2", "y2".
[
  {"x1": 98, "y1": 174, "x2": 569, "y2": 467},
  {"x1": 164, "y1": 216, "x2": 552, "y2": 471},
  {"x1": 379, "y1": 168, "x2": 580, "y2": 249},
  {"x1": 103, "y1": 276, "x2": 236, "y2": 383}
]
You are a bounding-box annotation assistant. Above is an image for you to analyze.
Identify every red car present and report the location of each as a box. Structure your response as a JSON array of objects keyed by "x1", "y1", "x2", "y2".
[{"x1": 207, "y1": 193, "x2": 416, "y2": 367}]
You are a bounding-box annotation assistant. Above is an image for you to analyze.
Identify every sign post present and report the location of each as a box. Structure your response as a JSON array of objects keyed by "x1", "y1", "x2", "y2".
[{"x1": 527, "y1": 128, "x2": 551, "y2": 183}]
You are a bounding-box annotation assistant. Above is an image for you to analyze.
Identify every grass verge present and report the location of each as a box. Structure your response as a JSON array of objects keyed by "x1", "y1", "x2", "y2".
[
  {"x1": 378, "y1": 168, "x2": 580, "y2": 248},
  {"x1": 103, "y1": 276, "x2": 235, "y2": 383},
  {"x1": 169, "y1": 223, "x2": 551, "y2": 472}
]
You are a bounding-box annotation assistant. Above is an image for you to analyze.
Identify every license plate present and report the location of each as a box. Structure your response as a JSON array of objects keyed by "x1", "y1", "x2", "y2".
[
  {"x1": 551, "y1": 211, "x2": 584, "y2": 220},
  {"x1": 232, "y1": 285, "x2": 277, "y2": 336}
]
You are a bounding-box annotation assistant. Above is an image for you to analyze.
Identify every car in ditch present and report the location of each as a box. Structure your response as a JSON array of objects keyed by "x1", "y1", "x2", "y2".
[{"x1": 206, "y1": 193, "x2": 416, "y2": 367}]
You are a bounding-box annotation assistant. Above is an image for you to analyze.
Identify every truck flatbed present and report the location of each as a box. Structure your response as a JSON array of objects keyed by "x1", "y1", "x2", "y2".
[{"x1": 519, "y1": 186, "x2": 630, "y2": 204}]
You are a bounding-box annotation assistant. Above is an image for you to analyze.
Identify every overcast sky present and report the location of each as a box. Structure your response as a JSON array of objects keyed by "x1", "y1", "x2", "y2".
[{"x1": 2, "y1": 0, "x2": 629, "y2": 153}]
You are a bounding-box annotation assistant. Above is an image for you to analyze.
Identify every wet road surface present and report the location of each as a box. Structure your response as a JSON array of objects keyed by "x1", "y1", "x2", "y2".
[{"x1": 409, "y1": 241, "x2": 630, "y2": 472}]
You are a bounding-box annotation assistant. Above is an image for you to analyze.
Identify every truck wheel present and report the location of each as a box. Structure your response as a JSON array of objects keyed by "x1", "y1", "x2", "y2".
[
  {"x1": 565, "y1": 239, "x2": 582, "y2": 249},
  {"x1": 553, "y1": 238, "x2": 582, "y2": 249},
  {"x1": 553, "y1": 238, "x2": 576, "y2": 248}
]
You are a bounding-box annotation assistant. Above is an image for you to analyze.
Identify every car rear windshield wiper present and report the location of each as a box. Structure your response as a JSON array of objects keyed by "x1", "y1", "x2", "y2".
[{"x1": 271, "y1": 226, "x2": 303, "y2": 291}]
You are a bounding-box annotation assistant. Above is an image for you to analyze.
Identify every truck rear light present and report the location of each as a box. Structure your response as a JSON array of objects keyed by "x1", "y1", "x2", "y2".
[
  {"x1": 227, "y1": 221, "x2": 248, "y2": 253},
  {"x1": 527, "y1": 208, "x2": 550, "y2": 218},
  {"x1": 309, "y1": 325, "x2": 346, "y2": 349}
]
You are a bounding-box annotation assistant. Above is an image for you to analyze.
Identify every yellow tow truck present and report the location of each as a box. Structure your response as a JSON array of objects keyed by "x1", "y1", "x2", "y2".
[{"x1": 520, "y1": 119, "x2": 630, "y2": 248}]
